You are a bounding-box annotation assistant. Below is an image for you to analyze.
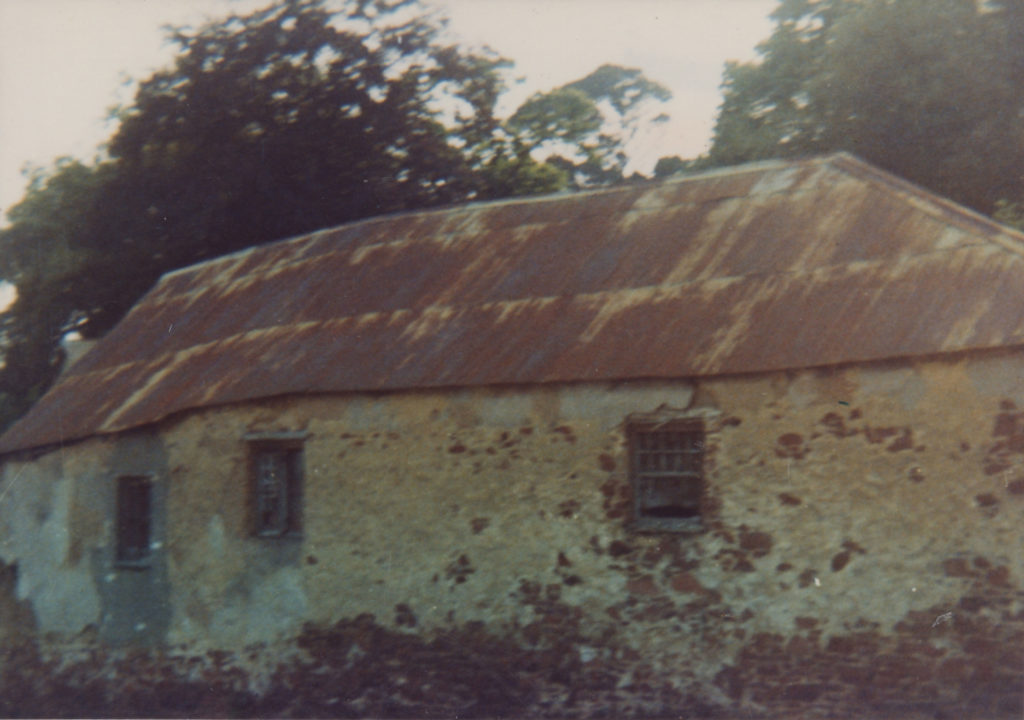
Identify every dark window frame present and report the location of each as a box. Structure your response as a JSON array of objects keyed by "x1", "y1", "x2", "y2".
[
  {"x1": 627, "y1": 419, "x2": 706, "y2": 532},
  {"x1": 115, "y1": 475, "x2": 153, "y2": 567},
  {"x1": 247, "y1": 437, "x2": 304, "y2": 539}
]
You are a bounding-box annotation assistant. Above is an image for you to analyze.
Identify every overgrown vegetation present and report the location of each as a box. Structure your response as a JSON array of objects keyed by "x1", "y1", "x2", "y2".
[{"x1": 0, "y1": 614, "x2": 707, "y2": 718}]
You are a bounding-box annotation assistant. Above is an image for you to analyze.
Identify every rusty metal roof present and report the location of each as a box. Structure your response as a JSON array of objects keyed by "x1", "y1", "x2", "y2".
[{"x1": 5, "y1": 152, "x2": 1024, "y2": 453}]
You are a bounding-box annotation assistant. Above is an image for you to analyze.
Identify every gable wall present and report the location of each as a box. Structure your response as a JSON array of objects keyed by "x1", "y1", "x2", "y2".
[{"x1": 1, "y1": 351, "x2": 1022, "y2": 715}]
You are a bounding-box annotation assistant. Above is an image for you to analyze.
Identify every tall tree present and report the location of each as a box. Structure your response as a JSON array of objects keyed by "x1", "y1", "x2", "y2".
[
  {"x1": 508, "y1": 64, "x2": 671, "y2": 187},
  {"x1": 0, "y1": 160, "x2": 110, "y2": 422},
  {"x1": 91, "y1": 0, "x2": 522, "y2": 305},
  {"x1": 708, "y1": 0, "x2": 849, "y2": 165},
  {"x1": 704, "y1": 0, "x2": 1024, "y2": 215}
]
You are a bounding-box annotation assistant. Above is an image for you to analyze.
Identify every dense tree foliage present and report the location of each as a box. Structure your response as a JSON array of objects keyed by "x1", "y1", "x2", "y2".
[
  {"x1": 0, "y1": 160, "x2": 113, "y2": 423},
  {"x1": 703, "y1": 0, "x2": 1024, "y2": 215},
  {"x1": 0, "y1": 0, "x2": 668, "y2": 430}
]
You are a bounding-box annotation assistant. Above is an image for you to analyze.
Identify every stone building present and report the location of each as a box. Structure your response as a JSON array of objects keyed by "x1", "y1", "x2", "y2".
[{"x1": 0, "y1": 153, "x2": 1021, "y2": 717}]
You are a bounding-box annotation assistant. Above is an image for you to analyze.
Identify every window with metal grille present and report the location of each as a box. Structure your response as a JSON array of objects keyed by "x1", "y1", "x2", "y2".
[
  {"x1": 250, "y1": 441, "x2": 303, "y2": 538},
  {"x1": 116, "y1": 476, "x2": 152, "y2": 566},
  {"x1": 628, "y1": 422, "x2": 705, "y2": 531}
]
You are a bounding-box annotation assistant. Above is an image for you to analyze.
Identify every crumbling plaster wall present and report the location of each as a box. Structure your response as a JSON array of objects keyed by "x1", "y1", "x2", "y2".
[
  {"x1": 0, "y1": 431, "x2": 171, "y2": 647},
  {"x1": 0, "y1": 350, "x2": 1021, "y2": 712}
]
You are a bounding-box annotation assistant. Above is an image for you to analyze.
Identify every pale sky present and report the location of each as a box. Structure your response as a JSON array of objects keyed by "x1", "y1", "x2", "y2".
[{"x1": 0, "y1": 0, "x2": 776, "y2": 223}]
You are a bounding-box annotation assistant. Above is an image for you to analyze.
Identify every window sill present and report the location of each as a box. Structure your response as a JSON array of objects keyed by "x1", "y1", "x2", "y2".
[
  {"x1": 632, "y1": 516, "x2": 703, "y2": 534},
  {"x1": 114, "y1": 559, "x2": 151, "y2": 570},
  {"x1": 254, "y1": 531, "x2": 304, "y2": 540}
]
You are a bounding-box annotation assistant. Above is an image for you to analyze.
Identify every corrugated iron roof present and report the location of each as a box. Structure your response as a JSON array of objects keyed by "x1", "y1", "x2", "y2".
[{"x1": 5, "y1": 152, "x2": 1024, "y2": 453}]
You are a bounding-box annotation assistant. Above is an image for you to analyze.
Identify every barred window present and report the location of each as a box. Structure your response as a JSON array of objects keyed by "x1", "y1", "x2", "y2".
[
  {"x1": 628, "y1": 422, "x2": 705, "y2": 532},
  {"x1": 250, "y1": 440, "x2": 304, "y2": 538},
  {"x1": 116, "y1": 476, "x2": 152, "y2": 566}
]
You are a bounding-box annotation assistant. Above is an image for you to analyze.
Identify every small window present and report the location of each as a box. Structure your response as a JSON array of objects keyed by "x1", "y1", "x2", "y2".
[
  {"x1": 628, "y1": 421, "x2": 705, "y2": 532},
  {"x1": 250, "y1": 441, "x2": 303, "y2": 538},
  {"x1": 116, "y1": 476, "x2": 152, "y2": 566}
]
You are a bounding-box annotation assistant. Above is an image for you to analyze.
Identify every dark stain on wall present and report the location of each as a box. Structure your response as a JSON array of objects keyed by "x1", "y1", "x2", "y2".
[
  {"x1": 607, "y1": 540, "x2": 632, "y2": 558},
  {"x1": 975, "y1": 493, "x2": 1000, "y2": 517},
  {"x1": 885, "y1": 427, "x2": 914, "y2": 452},
  {"x1": 470, "y1": 517, "x2": 490, "y2": 534},
  {"x1": 552, "y1": 425, "x2": 577, "y2": 443},
  {"x1": 774, "y1": 433, "x2": 807, "y2": 459},
  {"x1": 830, "y1": 551, "x2": 851, "y2": 572},
  {"x1": 983, "y1": 400, "x2": 1024, "y2": 475},
  {"x1": 599, "y1": 474, "x2": 631, "y2": 521},
  {"x1": 715, "y1": 549, "x2": 755, "y2": 573},
  {"x1": 842, "y1": 539, "x2": 867, "y2": 555},
  {"x1": 797, "y1": 569, "x2": 818, "y2": 588},
  {"x1": 443, "y1": 554, "x2": 475, "y2": 586},
  {"x1": 778, "y1": 492, "x2": 802, "y2": 506},
  {"x1": 496, "y1": 430, "x2": 519, "y2": 449},
  {"x1": 943, "y1": 557, "x2": 974, "y2": 578},
  {"x1": 394, "y1": 603, "x2": 417, "y2": 628},
  {"x1": 738, "y1": 528, "x2": 773, "y2": 558},
  {"x1": 555, "y1": 549, "x2": 582, "y2": 587},
  {"x1": 557, "y1": 499, "x2": 581, "y2": 519},
  {"x1": 818, "y1": 410, "x2": 920, "y2": 453},
  {"x1": 862, "y1": 425, "x2": 915, "y2": 452},
  {"x1": 820, "y1": 412, "x2": 855, "y2": 438}
]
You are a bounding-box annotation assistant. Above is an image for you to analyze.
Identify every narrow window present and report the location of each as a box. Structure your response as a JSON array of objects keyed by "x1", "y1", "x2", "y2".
[
  {"x1": 250, "y1": 442, "x2": 303, "y2": 538},
  {"x1": 116, "y1": 476, "x2": 152, "y2": 566},
  {"x1": 629, "y1": 421, "x2": 705, "y2": 531}
]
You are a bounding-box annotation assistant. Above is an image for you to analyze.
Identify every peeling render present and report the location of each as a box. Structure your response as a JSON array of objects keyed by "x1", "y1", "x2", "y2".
[{"x1": 0, "y1": 352, "x2": 1022, "y2": 716}]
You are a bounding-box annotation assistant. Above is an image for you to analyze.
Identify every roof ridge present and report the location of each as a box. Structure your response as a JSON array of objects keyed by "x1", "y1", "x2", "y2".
[
  {"x1": 828, "y1": 152, "x2": 1024, "y2": 257},
  {"x1": 159, "y1": 157, "x2": 812, "y2": 285},
  {"x1": 160, "y1": 153, "x2": 1024, "y2": 288}
]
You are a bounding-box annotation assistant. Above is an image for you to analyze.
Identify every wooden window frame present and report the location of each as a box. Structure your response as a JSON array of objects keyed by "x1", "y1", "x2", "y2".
[
  {"x1": 627, "y1": 419, "x2": 705, "y2": 533},
  {"x1": 115, "y1": 475, "x2": 153, "y2": 567},
  {"x1": 247, "y1": 437, "x2": 304, "y2": 539}
]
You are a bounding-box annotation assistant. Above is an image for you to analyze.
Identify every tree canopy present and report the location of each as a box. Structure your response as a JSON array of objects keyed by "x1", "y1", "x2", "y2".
[
  {"x1": 0, "y1": 0, "x2": 669, "y2": 430},
  {"x1": 702, "y1": 0, "x2": 1024, "y2": 216},
  {"x1": 508, "y1": 64, "x2": 670, "y2": 187}
]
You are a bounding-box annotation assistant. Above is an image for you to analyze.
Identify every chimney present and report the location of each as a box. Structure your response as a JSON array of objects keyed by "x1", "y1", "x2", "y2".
[{"x1": 58, "y1": 337, "x2": 97, "y2": 377}]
